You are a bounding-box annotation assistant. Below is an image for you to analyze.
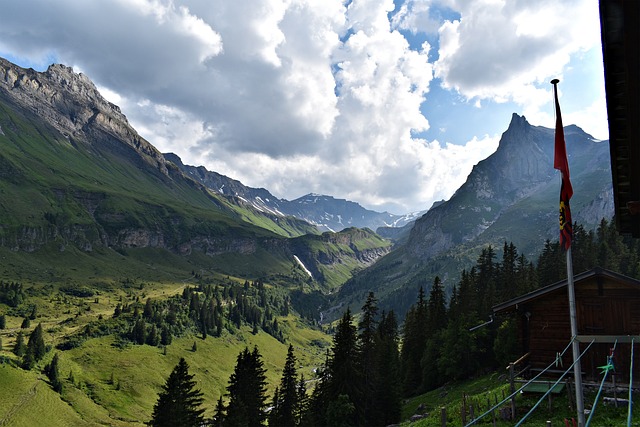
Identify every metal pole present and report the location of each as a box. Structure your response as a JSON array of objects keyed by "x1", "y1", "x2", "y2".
[{"x1": 566, "y1": 247, "x2": 585, "y2": 426}]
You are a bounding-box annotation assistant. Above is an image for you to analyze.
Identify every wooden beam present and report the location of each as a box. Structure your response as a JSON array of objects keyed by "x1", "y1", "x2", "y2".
[{"x1": 575, "y1": 335, "x2": 640, "y2": 343}]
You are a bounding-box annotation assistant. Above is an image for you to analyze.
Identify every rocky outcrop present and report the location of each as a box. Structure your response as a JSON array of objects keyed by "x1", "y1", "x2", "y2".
[
  {"x1": 0, "y1": 58, "x2": 168, "y2": 175},
  {"x1": 405, "y1": 113, "x2": 613, "y2": 261}
]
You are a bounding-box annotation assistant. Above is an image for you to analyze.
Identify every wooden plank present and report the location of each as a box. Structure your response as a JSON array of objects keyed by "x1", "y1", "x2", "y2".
[
  {"x1": 521, "y1": 382, "x2": 565, "y2": 394},
  {"x1": 575, "y1": 335, "x2": 640, "y2": 343}
]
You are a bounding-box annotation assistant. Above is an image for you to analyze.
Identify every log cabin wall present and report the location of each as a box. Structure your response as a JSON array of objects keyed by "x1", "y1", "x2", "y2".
[
  {"x1": 575, "y1": 275, "x2": 640, "y2": 383},
  {"x1": 497, "y1": 269, "x2": 640, "y2": 385}
]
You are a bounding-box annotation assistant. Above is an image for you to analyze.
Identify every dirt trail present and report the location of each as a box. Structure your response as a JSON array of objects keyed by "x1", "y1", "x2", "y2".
[{"x1": 0, "y1": 378, "x2": 40, "y2": 426}]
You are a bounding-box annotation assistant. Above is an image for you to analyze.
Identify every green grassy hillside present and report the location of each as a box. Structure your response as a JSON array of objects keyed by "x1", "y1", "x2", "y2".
[
  {"x1": 0, "y1": 276, "x2": 331, "y2": 426},
  {"x1": 0, "y1": 97, "x2": 302, "y2": 245}
]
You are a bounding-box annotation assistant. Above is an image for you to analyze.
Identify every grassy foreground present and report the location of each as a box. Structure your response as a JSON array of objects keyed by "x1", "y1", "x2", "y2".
[{"x1": 402, "y1": 371, "x2": 639, "y2": 426}]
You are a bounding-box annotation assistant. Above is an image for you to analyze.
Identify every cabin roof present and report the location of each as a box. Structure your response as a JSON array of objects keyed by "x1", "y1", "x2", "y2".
[
  {"x1": 492, "y1": 267, "x2": 640, "y2": 314},
  {"x1": 600, "y1": 0, "x2": 640, "y2": 236}
]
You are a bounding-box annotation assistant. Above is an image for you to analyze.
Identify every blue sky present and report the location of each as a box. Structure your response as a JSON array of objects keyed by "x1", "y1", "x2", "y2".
[{"x1": 0, "y1": 0, "x2": 606, "y2": 214}]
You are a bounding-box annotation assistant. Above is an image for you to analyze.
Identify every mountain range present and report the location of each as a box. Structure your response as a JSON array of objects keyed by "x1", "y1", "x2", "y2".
[
  {"x1": 164, "y1": 152, "x2": 423, "y2": 232},
  {"x1": 0, "y1": 57, "x2": 390, "y2": 294},
  {"x1": 331, "y1": 113, "x2": 613, "y2": 320},
  {"x1": 0, "y1": 56, "x2": 617, "y2": 427},
  {"x1": 0, "y1": 56, "x2": 614, "y2": 320}
]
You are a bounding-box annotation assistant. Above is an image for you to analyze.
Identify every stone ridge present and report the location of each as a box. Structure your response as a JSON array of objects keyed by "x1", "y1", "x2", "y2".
[
  {"x1": 0, "y1": 57, "x2": 168, "y2": 175},
  {"x1": 405, "y1": 113, "x2": 612, "y2": 260}
]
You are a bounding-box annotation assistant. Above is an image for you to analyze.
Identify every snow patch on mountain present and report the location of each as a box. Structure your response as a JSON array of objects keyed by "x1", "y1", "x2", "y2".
[{"x1": 293, "y1": 255, "x2": 313, "y2": 278}]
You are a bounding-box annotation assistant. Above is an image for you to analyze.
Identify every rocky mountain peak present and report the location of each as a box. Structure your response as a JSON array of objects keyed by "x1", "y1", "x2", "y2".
[
  {"x1": 44, "y1": 63, "x2": 124, "y2": 116},
  {"x1": 1, "y1": 59, "x2": 119, "y2": 123},
  {"x1": 405, "y1": 112, "x2": 612, "y2": 260},
  {"x1": 507, "y1": 112, "x2": 529, "y2": 129},
  {"x1": 0, "y1": 57, "x2": 168, "y2": 175}
]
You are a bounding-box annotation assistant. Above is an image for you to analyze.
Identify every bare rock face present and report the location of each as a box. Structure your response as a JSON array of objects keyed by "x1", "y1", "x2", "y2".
[
  {"x1": 405, "y1": 113, "x2": 613, "y2": 261},
  {"x1": 0, "y1": 58, "x2": 168, "y2": 175}
]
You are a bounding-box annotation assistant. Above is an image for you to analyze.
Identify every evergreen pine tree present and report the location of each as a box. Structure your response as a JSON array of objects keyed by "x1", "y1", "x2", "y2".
[
  {"x1": 211, "y1": 396, "x2": 225, "y2": 427},
  {"x1": 326, "y1": 309, "x2": 360, "y2": 425},
  {"x1": 303, "y1": 351, "x2": 330, "y2": 427},
  {"x1": 143, "y1": 298, "x2": 154, "y2": 319},
  {"x1": 271, "y1": 344, "x2": 299, "y2": 427},
  {"x1": 268, "y1": 387, "x2": 280, "y2": 427},
  {"x1": 45, "y1": 353, "x2": 63, "y2": 393},
  {"x1": 537, "y1": 240, "x2": 564, "y2": 286},
  {"x1": 132, "y1": 318, "x2": 146, "y2": 345},
  {"x1": 374, "y1": 310, "x2": 402, "y2": 426},
  {"x1": 225, "y1": 346, "x2": 268, "y2": 427},
  {"x1": 21, "y1": 317, "x2": 30, "y2": 329},
  {"x1": 475, "y1": 246, "x2": 497, "y2": 316},
  {"x1": 357, "y1": 292, "x2": 378, "y2": 426},
  {"x1": 571, "y1": 223, "x2": 597, "y2": 275},
  {"x1": 296, "y1": 374, "x2": 308, "y2": 426},
  {"x1": 22, "y1": 323, "x2": 46, "y2": 369},
  {"x1": 426, "y1": 276, "x2": 447, "y2": 332},
  {"x1": 13, "y1": 331, "x2": 26, "y2": 357},
  {"x1": 160, "y1": 327, "x2": 172, "y2": 346},
  {"x1": 0, "y1": 314, "x2": 6, "y2": 329},
  {"x1": 146, "y1": 324, "x2": 160, "y2": 346},
  {"x1": 421, "y1": 276, "x2": 448, "y2": 391},
  {"x1": 149, "y1": 357, "x2": 205, "y2": 427},
  {"x1": 400, "y1": 287, "x2": 427, "y2": 396},
  {"x1": 515, "y1": 254, "x2": 537, "y2": 295},
  {"x1": 325, "y1": 394, "x2": 355, "y2": 427},
  {"x1": 499, "y1": 242, "x2": 518, "y2": 301}
]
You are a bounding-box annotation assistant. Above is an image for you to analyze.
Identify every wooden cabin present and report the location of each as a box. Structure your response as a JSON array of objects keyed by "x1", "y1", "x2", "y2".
[{"x1": 493, "y1": 267, "x2": 640, "y2": 385}]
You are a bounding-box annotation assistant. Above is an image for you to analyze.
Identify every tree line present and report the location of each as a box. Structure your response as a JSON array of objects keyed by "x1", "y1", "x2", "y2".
[
  {"x1": 147, "y1": 217, "x2": 640, "y2": 426},
  {"x1": 149, "y1": 293, "x2": 401, "y2": 427},
  {"x1": 398, "y1": 217, "x2": 640, "y2": 397},
  {"x1": 58, "y1": 279, "x2": 290, "y2": 350},
  {"x1": 3, "y1": 217, "x2": 637, "y2": 424}
]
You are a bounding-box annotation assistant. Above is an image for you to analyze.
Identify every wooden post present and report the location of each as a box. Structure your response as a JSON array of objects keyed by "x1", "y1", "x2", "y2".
[
  {"x1": 441, "y1": 406, "x2": 446, "y2": 427},
  {"x1": 612, "y1": 372, "x2": 618, "y2": 406},
  {"x1": 462, "y1": 394, "x2": 467, "y2": 425},
  {"x1": 492, "y1": 404, "x2": 496, "y2": 427},
  {"x1": 566, "y1": 378, "x2": 575, "y2": 411},
  {"x1": 548, "y1": 380, "x2": 552, "y2": 410},
  {"x1": 509, "y1": 363, "x2": 516, "y2": 418}
]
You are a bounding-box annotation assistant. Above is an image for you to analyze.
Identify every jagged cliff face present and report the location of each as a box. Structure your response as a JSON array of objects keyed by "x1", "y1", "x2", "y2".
[
  {"x1": 0, "y1": 59, "x2": 169, "y2": 175},
  {"x1": 406, "y1": 113, "x2": 613, "y2": 260},
  {"x1": 1, "y1": 58, "x2": 222, "y2": 253}
]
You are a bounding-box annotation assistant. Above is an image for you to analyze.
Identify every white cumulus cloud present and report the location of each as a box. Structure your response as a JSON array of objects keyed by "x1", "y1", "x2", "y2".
[{"x1": 0, "y1": 0, "x2": 605, "y2": 213}]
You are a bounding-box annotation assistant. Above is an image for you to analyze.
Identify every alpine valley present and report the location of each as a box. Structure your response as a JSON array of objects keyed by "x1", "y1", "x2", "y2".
[{"x1": 0, "y1": 57, "x2": 614, "y2": 425}]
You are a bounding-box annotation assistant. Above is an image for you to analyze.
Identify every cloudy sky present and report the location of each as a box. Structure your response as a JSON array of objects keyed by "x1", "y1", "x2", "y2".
[{"x1": 0, "y1": 0, "x2": 606, "y2": 214}]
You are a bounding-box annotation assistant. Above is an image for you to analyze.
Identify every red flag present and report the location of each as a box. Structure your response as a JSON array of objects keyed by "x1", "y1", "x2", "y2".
[{"x1": 551, "y1": 79, "x2": 572, "y2": 250}]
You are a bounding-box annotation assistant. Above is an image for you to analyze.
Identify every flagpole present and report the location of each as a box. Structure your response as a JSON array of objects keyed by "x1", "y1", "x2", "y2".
[
  {"x1": 566, "y1": 246, "x2": 585, "y2": 426},
  {"x1": 551, "y1": 78, "x2": 585, "y2": 426}
]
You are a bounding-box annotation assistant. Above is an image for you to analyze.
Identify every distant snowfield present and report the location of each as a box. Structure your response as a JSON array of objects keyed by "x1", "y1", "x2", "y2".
[{"x1": 293, "y1": 255, "x2": 313, "y2": 278}]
